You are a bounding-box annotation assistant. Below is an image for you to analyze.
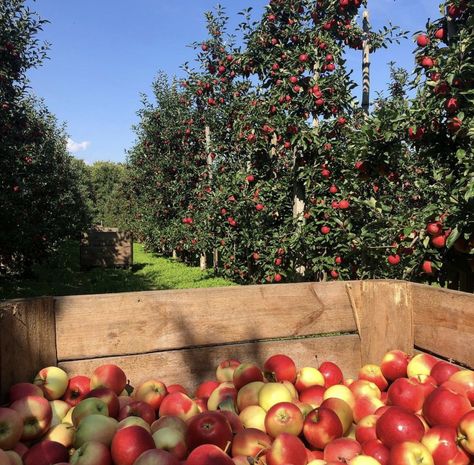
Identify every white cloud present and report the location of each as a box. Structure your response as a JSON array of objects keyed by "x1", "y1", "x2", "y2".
[{"x1": 67, "y1": 138, "x2": 91, "y2": 153}]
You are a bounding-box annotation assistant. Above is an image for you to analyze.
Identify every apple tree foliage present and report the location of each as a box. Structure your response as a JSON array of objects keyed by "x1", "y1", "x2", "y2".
[
  {"x1": 0, "y1": 0, "x2": 90, "y2": 276},
  {"x1": 128, "y1": 0, "x2": 472, "y2": 286}
]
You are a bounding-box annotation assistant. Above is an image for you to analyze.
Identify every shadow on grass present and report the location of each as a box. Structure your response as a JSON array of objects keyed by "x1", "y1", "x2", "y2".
[{"x1": 0, "y1": 240, "x2": 166, "y2": 299}]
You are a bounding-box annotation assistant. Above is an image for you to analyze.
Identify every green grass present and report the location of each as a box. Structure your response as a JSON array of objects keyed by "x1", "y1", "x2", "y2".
[{"x1": 0, "y1": 241, "x2": 235, "y2": 299}]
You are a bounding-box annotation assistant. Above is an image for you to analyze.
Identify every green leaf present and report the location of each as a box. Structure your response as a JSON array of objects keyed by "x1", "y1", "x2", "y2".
[{"x1": 446, "y1": 227, "x2": 460, "y2": 250}]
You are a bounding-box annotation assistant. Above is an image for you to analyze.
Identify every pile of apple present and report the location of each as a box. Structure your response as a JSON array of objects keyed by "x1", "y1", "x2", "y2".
[{"x1": 0, "y1": 351, "x2": 473, "y2": 465}]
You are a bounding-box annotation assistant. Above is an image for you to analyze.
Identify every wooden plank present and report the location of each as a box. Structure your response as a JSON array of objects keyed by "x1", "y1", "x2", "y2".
[
  {"x1": 411, "y1": 283, "x2": 474, "y2": 367},
  {"x1": 59, "y1": 334, "x2": 361, "y2": 394},
  {"x1": 0, "y1": 298, "x2": 57, "y2": 402},
  {"x1": 55, "y1": 282, "x2": 357, "y2": 361},
  {"x1": 346, "y1": 280, "x2": 414, "y2": 366}
]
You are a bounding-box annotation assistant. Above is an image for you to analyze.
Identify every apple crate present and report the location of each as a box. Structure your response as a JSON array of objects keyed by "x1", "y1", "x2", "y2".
[{"x1": 1, "y1": 279, "x2": 473, "y2": 402}]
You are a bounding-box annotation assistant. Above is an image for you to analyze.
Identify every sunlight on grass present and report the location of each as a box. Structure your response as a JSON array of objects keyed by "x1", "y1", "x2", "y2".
[{"x1": 0, "y1": 241, "x2": 235, "y2": 299}]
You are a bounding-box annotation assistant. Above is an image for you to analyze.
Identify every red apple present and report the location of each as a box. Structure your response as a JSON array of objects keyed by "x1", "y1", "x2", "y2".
[
  {"x1": 422, "y1": 387, "x2": 471, "y2": 428},
  {"x1": 295, "y1": 367, "x2": 325, "y2": 393},
  {"x1": 303, "y1": 407, "x2": 343, "y2": 449},
  {"x1": 449, "y1": 370, "x2": 474, "y2": 405},
  {"x1": 110, "y1": 425, "x2": 155, "y2": 465},
  {"x1": 353, "y1": 396, "x2": 385, "y2": 423},
  {"x1": 118, "y1": 401, "x2": 156, "y2": 425},
  {"x1": 236, "y1": 381, "x2": 264, "y2": 412},
  {"x1": 207, "y1": 382, "x2": 237, "y2": 412},
  {"x1": 324, "y1": 438, "x2": 362, "y2": 463},
  {"x1": 70, "y1": 440, "x2": 112, "y2": 465},
  {"x1": 90, "y1": 364, "x2": 127, "y2": 396},
  {"x1": 387, "y1": 378, "x2": 426, "y2": 413},
  {"x1": 264, "y1": 354, "x2": 297, "y2": 383},
  {"x1": 186, "y1": 444, "x2": 234, "y2": 465},
  {"x1": 0, "y1": 408, "x2": 23, "y2": 450},
  {"x1": 417, "y1": 34, "x2": 430, "y2": 47},
  {"x1": 407, "y1": 354, "x2": 439, "y2": 378},
  {"x1": 134, "y1": 379, "x2": 167, "y2": 411},
  {"x1": 458, "y1": 410, "x2": 474, "y2": 455},
  {"x1": 85, "y1": 387, "x2": 120, "y2": 418},
  {"x1": 266, "y1": 433, "x2": 308, "y2": 465},
  {"x1": 362, "y1": 439, "x2": 390, "y2": 465},
  {"x1": 62, "y1": 375, "x2": 91, "y2": 407},
  {"x1": 318, "y1": 362, "x2": 343, "y2": 387},
  {"x1": 430, "y1": 361, "x2": 460, "y2": 385},
  {"x1": 380, "y1": 350, "x2": 409, "y2": 381},
  {"x1": 264, "y1": 402, "x2": 304, "y2": 438},
  {"x1": 9, "y1": 383, "x2": 44, "y2": 403},
  {"x1": 195, "y1": 381, "x2": 220, "y2": 400},
  {"x1": 376, "y1": 406, "x2": 425, "y2": 448},
  {"x1": 23, "y1": 440, "x2": 68, "y2": 465},
  {"x1": 186, "y1": 411, "x2": 233, "y2": 451},
  {"x1": 231, "y1": 428, "x2": 272, "y2": 458},
  {"x1": 422, "y1": 425, "x2": 471, "y2": 465},
  {"x1": 134, "y1": 448, "x2": 180, "y2": 465},
  {"x1": 389, "y1": 441, "x2": 434, "y2": 465},
  {"x1": 233, "y1": 363, "x2": 264, "y2": 390},
  {"x1": 216, "y1": 359, "x2": 241, "y2": 382},
  {"x1": 159, "y1": 392, "x2": 199, "y2": 421},
  {"x1": 355, "y1": 415, "x2": 379, "y2": 444},
  {"x1": 166, "y1": 384, "x2": 188, "y2": 395},
  {"x1": 10, "y1": 395, "x2": 52, "y2": 441},
  {"x1": 358, "y1": 365, "x2": 388, "y2": 391},
  {"x1": 319, "y1": 397, "x2": 354, "y2": 434}
]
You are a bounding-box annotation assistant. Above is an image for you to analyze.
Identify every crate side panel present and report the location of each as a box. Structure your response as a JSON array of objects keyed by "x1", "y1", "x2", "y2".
[
  {"x1": 411, "y1": 284, "x2": 474, "y2": 367},
  {"x1": 0, "y1": 297, "x2": 56, "y2": 402},
  {"x1": 58, "y1": 334, "x2": 361, "y2": 393},
  {"x1": 55, "y1": 282, "x2": 357, "y2": 361}
]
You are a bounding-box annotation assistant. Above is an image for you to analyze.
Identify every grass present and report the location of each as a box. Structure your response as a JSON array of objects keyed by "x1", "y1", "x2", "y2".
[{"x1": 0, "y1": 241, "x2": 235, "y2": 299}]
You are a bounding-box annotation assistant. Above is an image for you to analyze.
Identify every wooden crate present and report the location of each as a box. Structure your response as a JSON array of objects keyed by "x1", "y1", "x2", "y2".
[
  {"x1": 80, "y1": 227, "x2": 133, "y2": 269},
  {"x1": 1, "y1": 280, "x2": 473, "y2": 402}
]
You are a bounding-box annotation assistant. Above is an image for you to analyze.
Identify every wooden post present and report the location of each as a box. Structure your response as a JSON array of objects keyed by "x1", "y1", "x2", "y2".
[
  {"x1": 361, "y1": 10, "x2": 371, "y2": 114},
  {"x1": 200, "y1": 125, "x2": 212, "y2": 271},
  {"x1": 0, "y1": 297, "x2": 57, "y2": 402}
]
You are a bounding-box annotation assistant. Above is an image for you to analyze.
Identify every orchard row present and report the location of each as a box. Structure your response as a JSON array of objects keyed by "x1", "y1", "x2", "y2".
[{"x1": 126, "y1": 0, "x2": 473, "y2": 285}]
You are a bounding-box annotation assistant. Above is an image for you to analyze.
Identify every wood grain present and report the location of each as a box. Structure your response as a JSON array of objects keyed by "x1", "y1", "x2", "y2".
[
  {"x1": 59, "y1": 334, "x2": 361, "y2": 394},
  {"x1": 54, "y1": 282, "x2": 357, "y2": 361},
  {"x1": 346, "y1": 280, "x2": 414, "y2": 365},
  {"x1": 0, "y1": 297, "x2": 57, "y2": 402},
  {"x1": 411, "y1": 283, "x2": 474, "y2": 367}
]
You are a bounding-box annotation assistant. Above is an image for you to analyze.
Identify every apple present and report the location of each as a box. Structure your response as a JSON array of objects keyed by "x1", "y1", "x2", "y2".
[
  {"x1": 216, "y1": 359, "x2": 241, "y2": 382},
  {"x1": 423, "y1": 387, "x2": 471, "y2": 428},
  {"x1": 376, "y1": 406, "x2": 425, "y2": 448},
  {"x1": 380, "y1": 350, "x2": 409, "y2": 381},
  {"x1": 49, "y1": 399, "x2": 71, "y2": 426},
  {"x1": 134, "y1": 448, "x2": 180, "y2": 465},
  {"x1": 422, "y1": 425, "x2": 471, "y2": 465},
  {"x1": 233, "y1": 363, "x2": 264, "y2": 390},
  {"x1": 110, "y1": 425, "x2": 155, "y2": 465},
  {"x1": 348, "y1": 456, "x2": 382, "y2": 465},
  {"x1": 362, "y1": 439, "x2": 390, "y2": 465},
  {"x1": 0, "y1": 408, "x2": 23, "y2": 450},
  {"x1": 62, "y1": 375, "x2": 91, "y2": 406},
  {"x1": 266, "y1": 432, "x2": 308, "y2": 465},
  {"x1": 299, "y1": 385, "x2": 326, "y2": 408},
  {"x1": 264, "y1": 354, "x2": 297, "y2": 383},
  {"x1": 45, "y1": 422, "x2": 75, "y2": 447},
  {"x1": 74, "y1": 414, "x2": 118, "y2": 448},
  {"x1": 358, "y1": 365, "x2": 388, "y2": 391},
  {"x1": 207, "y1": 382, "x2": 237, "y2": 412},
  {"x1": 166, "y1": 384, "x2": 188, "y2": 395},
  {"x1": 239, "y1": 405, "x2": 267, "y2": 431},
  {"x1": 84, "y1": 387, "x2": 120, "y2": 418},
  {"x1": 117, "y1": 416, "x2": 151, "y2": 433},
  {"x1": 4, "y1": 450, "x2": 22, "y2": 465},
  {"x1": 186, "y1": 411, "x2": 233, "y2": 451},
  {"x1": 387, "y1": 377, "x2": 426, "y2": 413},
  {"x1": 295, "y1": 367, "x2": 325, "y2": 392},
  {"x1": 258, "y1": 382, "x2": 293, "y2": 412},
  {"x1": 118, "y1": 400, "x2": 156, "y2": 425},
  {"x1": 416, "y1": 34, "x2": 430, "y2": 47},
  {"x1": 231, "y1": 428, "x2": 272, "y2": 457},
  {"x1": 152, "y1": 426, "x2": 187, "y2": 460},
  {"x1": 23, "y1": 440, "x2": 69, "y2": 465},
  {"x1": 133, "y1": 379, "x2": 167, "y2": 411},
  {"x1": 236, "y1": 381, "x2": 264, "y2": 411},
  {"x1": 323, "y1": 384, "x2": 356, "y2": 409},
  {"x1": 10, "y1": 395, "x2": 52, "y2": 441},
  {"x1": 355, "y1": 415, "x2": 379, "y2": 444},
  {"x1": 195, "y1": 381, "x2": 220, "y2": 400},
  {"x1": 12, "y1": 442, "x2": 28, "y2": 458},
  {"x1": 151, "y1": 415, "x2": 187, "y2": 435},
  {"x1": 186, "y1": 444, "x2": 234, "y2": 465},
  {"x1": 72, "y1": 398, "x2": 109, "y2": 426},
  {"x1": 0, "y1": 450, "x2": 9, "y2": 465},
  {"x1": 407, "y1": 354, "x2": 439, "y2": 378},
  {"x1": 70, "y1": 440, "x2": 113, "y2": 465},
  {"x1": 220, "y1": 410, "x2": 244, "y2": 434},
  {"x1": 353, "y1": 395, "x2": 385, "y2": 423},
  {"x1": 448, "y1": 370, "x2": 474, "y2": 405},
  {"x1": 458, "y1": 410, "x2": 474, "y2": 455},
  {"x1": 9, "y1": 383, "x2": 44, "y2": 403},
  {"x1": 303, "y1": 407, "x2": 343, "y2": 449},
  {"x1": 411, "y1": 374, "x2": 437, "y2": 399},
  {"x1": 350, "y1": 380, "x2": 381, "y2": 400},
  {"x1": 320, "y1": 397, "x2": 354, "y2": 434},
  {"x1": 159, "y1": 392, "x2": 199, "y2": 421},
  {"x1": 389, "y1": 441, "x2": 434, "y2": 465},
  {"x1": 33, "y1": 367, "x2": 69, "y2": 400},
  {"x1": 430, "y1": 361, "x2": 460, "y2": 385},
  {"x1": 62, "y1": 405, "x2": 75, "y2": 424},
  {"x1": 264, "y1": 402, "x2": 304, "y2": 438},
  {"x1": 90, "y1": 364, "x2": 127, "y2": 395},
  {"x1": 324, "y1": 438, "x2": 362, "y2": 463}
]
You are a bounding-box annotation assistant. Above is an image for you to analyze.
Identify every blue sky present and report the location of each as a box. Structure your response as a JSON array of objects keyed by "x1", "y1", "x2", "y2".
[{"x1": 25, "y1": 0, "x2": 440, "y2": 164}]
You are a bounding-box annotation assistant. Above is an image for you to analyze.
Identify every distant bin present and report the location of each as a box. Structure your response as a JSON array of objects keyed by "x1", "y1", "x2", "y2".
[{"x1": 80, "y1": 227, "x2": 133, "y2": 269}]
